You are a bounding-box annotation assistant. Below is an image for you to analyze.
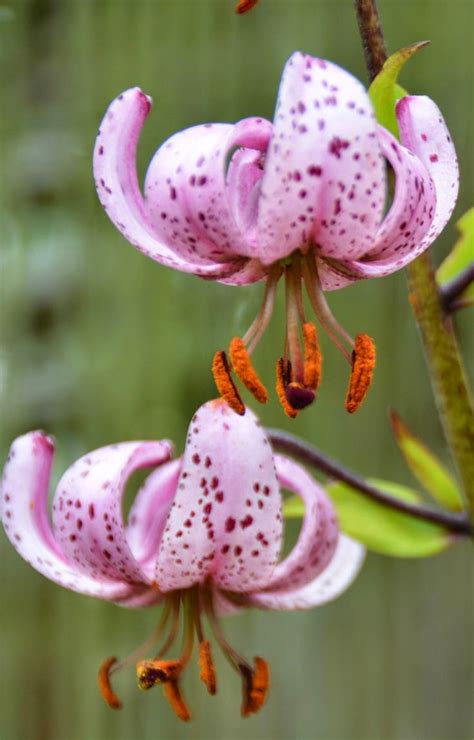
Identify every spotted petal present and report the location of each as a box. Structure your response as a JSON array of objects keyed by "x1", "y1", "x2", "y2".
[
  {"x1": 258, "y1": 455, "x2": 339, "y2": 593},
  {"x1": 396, "y1": 95, "x2": 459, "y2": 243},
  {"x1": 335, "y1": 97, "x2": 458, "y2": 280},
  {"x1": 255, "y1": 52, "x2": 386, "y2": 264},
  {"x1": 155, "y1": 401, "x2": 282, "y2": 592},
  {"x1": 249, "y1": 534, "x2": 365, "y2": 610},
  {"x1": 52, "y1": 440, "x2": 173, "y2": 584},
  {"x1": 94, "y1": 88, "x2": 244, "y2": 280},
  {"x1": 1, "y1": 433, "x2": 134, "y2": 601},
  {"x1": 144, "y1": 117, "x2": 272, "y2": 262},
  {"x1": 126, "y1": 459, "x2": 181, "y2": 578}
]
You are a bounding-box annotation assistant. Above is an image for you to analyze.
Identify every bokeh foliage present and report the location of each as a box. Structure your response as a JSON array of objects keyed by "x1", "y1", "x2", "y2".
[{"x1": 0, "y1": 1, "x2": 472, "y2": 738}]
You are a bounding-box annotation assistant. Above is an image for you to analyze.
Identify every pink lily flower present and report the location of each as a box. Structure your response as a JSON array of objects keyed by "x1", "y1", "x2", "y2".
[
  {"x1": 94, "y1": 52, "x2": 458, "y2": 417},
  {"x1": 1, "y1": 400, "x2": 363, "y2": 720}
]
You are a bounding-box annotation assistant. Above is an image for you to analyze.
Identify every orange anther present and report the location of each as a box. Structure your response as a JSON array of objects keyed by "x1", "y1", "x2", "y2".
[
  {"x1": 199, "y1": 640, "x2": 217, "y2": 695},
  {"x1": 229, "y1": 337, "x2": 268, "y2": 404},
  {"x1": 136, "y1": 659, "x2": 181, "y2": 689},
  {"x1": 241, "y1": 657, "x2": 270, "y2": 717},
  {"x1": 163, "y1": 680, "x2": 191, "y2": 722},
  {"x1": 212, "y1": 350, "x2": 245, "y2": 416},
  {"x1": 303, "y1": 322, "x2": 322, "y2": 391},
  {"x1": 98, "y1": 656, "x2": 122, "y2": 710},
  {"x1": 345, "y1": 333, "x2": 376, "y2": 414},
  {"x1": 275, "y1": 358, "x2": 299, "y2": 419},
  {"x1": 235, "y1": 0, "x2": 259, "y2": 13}
]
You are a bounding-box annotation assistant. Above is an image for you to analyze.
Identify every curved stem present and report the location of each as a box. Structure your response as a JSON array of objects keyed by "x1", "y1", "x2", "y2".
[
  {"x1": 354, "y1": 0, "x2": 474, "y2": 521},
  {"x1": 440, "y1": 262, "x2": 474, "y2": 312},
  {"x1": 267, "y1": 428, "x2": 472, "y2": 536}
]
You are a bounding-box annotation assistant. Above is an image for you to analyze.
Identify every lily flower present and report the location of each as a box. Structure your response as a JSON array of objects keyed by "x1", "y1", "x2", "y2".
[
  {"x1": 1, "y1": 400, "x2": 363, "y2": 720},
  {"x1": 93, "y1": 52, "x2": 458, "y2": 417}
]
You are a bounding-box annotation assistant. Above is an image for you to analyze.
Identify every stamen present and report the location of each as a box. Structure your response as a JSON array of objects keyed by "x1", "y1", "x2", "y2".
[
  {"x1": 302, "y1": 255, "x2": 353, "y2": 363},
  {"x1": 235, "y1": 0, "x2": 259, "y2": 14},
  {"x1": 241, "y1": 657, "x2": 270, "y2": 717},
  {"x1": 275, "y1": 358, "x2": 299, "y2": 419},
  {"x1": 345, "y1": 333, "x2": 376, "y2": 413},
  {"x1": 136, "y1": 659, "x2": 181, "y2": 689},
  {"x1": 163, "y1": 680, "x2": 191, "y2": 722},
  {"x1": 156, "y1": 595, "x2": 181, "y2": 659},
  {"x1": 199, "y1": 640, "x2": 217, "y2": 695},
  {"x1": 98, "y1": 657, "x2": 122, "y2": 710},
  {"x1": 202, "y1": 588, "x2": 271, "y2": 717},
  {"x1": 229, "y1": 337, "x2": 268, "y2": 404},
  {"x1": 212, "y1": 350, "x2": 245, "y2": 416},
  {"x1": 303, "y1": 322, "x2": 322, "y2": 391},
  {"x1": 244, "y1": 264, "x2": 281, "y2": 354}
]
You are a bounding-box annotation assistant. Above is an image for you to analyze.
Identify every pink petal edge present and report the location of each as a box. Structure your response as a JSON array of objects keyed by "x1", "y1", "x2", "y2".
[{"x1": 249, "y1": 534, "x2": 365, "y2": 611}]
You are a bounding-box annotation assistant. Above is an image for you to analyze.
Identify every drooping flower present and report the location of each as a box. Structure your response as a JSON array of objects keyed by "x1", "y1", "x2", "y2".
[
  {"x1": 1, "y1": 400, "x2": 364, "y2": 720},
  {"x1": 93, "y1": 50, "x2": 458, "y2": 418}
]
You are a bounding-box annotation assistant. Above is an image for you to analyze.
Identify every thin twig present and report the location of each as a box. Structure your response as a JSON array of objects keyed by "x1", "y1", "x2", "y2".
[
  {"x1": 440, "y1": 263, "x2": 474, "y2": 313},
  {"x1": 353, "y1": 0, "x2": 387, "y2": 80},
  {"x1": 267, "y1": 428, "x2": 472, "y2": 536}
]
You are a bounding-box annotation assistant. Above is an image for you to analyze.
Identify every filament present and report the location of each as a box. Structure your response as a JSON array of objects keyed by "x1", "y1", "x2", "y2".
[{"x1": 302, "y1": 255, "x2": 353, "y2": 363}]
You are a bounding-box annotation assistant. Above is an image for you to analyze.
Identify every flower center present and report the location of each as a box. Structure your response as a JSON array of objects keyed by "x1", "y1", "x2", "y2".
[
  {"x1": 212, "y1": 247, "x2": 376, "y2": 417},
  {"x1": 97, "y1": 587, "x2": 269, "y2": 721}
]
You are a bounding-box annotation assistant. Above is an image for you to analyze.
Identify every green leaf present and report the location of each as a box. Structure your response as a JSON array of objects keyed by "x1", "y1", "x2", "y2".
[
  {"x1": 436, "y1": 208, "x2": 474, "y2": 304},
  {"x1": 284, "y1": 478, "x2": 453, "y2": 558},
  {"x1": 368, "y1": 41, "x2": 430, "y2": 137},
  {"x1": 390, "y1": 410, "x2": 463, "y2": 511}
]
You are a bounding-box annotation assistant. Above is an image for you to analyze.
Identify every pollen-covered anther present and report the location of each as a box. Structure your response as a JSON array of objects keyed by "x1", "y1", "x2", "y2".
[
  {"x1": 275, "y1": 358, "x2": 299, "y2": 419},
  {"x1": 240, "y1": 657, "x2": 270, "y2": 717},
  {"x1": 199, "y1": 640, "x2": 217, "y2": 695},
  {"x1": 212, "y1": 350, "x2": 245, "y2": 416},
  {"x1": 345, "y1": 333, "x2": 376, "y2": 414},
  {"x1": 229, "y1": 337, "x2": 268, "y2": 404},
  {"x1": 303, "y1": 322, "x2": 322, "y2": 391},
  {"x1": 136, "y1": 659, "x2": 181, "y2": 689},
  {"x1": 98, "y1": 656, "x2": 122, "y2": 710},
  {"x1": 235, "y1": 0, "x2": 259, "y2": 13},
  {"x1": 163, "y1": 680, "x2": 192, "y2": 722}
]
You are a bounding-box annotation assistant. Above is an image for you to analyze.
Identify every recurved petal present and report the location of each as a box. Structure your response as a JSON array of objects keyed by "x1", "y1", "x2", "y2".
[
  {"x1": 255, "y1": 52, "x2": 386, "y2": 264},
  {"x1": 144, "y1": 117, "x2": 272, "y2": 261},
  {"x1": 52, "y1": 440, "x2": 173, "y2": 584},
  {"x1": 249, "y1": 534, "x2": 365, "y2": 611},
  {"x1": 340, "y1": 126, "x2": 435, "y2": 278},
  {"x1": 94, "y1": 88, "x2": 244, "y2": 280},
  {"x1": 155, "y1": 401, "x2": 282, "y2": 592},
  {"x1": 1, "y1": 433, "x2": 133, "y2": 601},
  {"x1": 256, "y1": 455, "x2": 339, "y2": 594},
  {"x1": 336, "y1": 97, "x2": 459, "y2": 281},
  {"x1": 126, "y1": 459, "x2": 181, "y2": 578},
  {"x1": 396, "y1": 95, "x2": 459, "y2": 242}
]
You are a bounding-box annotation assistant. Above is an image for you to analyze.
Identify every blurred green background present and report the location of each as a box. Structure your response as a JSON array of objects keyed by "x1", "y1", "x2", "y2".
[{"x1": 0, "y1": 1, "x2": 473, "y2": 739}]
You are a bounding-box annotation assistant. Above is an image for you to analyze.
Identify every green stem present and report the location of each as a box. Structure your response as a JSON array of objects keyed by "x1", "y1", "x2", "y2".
[
  {"x1": 407, "y1": 255, "x2": 474, "y2": 512},
  {"x1": 354, "y1": 0, "x2": 474, "y2": 520}
]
